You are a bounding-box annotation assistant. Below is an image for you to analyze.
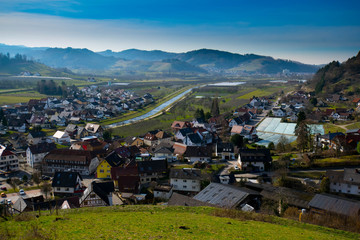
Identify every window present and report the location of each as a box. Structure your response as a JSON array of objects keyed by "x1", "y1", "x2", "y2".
[
  {"x1": 65, "y1": 188, "x2": 69, "y2": 191},
  {"x1": 183, "y1": 185, "x2": 187, "y2": 189},
  {"x1": 57, "y1": 187, "x2": 60, "y2": 191},
  {"x1": 100, "y1": 170, "x2": 104, "y2": 173},
  {"x1": 183, "y1": 180, "x2": 187, "y2": 182}
]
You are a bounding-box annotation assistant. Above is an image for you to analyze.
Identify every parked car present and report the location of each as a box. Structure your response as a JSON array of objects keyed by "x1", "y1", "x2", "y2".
[
  {"x1": 0, "y1": 186, "x2": 7, "y2": 191},
  {"x1": 19, "y1": 189, "x2": 25, "y2": 195},
  {"x1": 1, "y1": 192, "x2": 6, "y2": 198}
]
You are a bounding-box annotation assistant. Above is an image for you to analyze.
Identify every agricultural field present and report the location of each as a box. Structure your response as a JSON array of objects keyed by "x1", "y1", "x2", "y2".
[{"x1": 0, "y1": 206, "x2": 356, "y2": 240}]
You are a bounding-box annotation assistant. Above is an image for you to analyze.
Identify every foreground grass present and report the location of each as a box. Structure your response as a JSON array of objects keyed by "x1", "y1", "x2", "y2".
[{"x1": 0, "y1": 206, "x2": 357, "y2": 239}]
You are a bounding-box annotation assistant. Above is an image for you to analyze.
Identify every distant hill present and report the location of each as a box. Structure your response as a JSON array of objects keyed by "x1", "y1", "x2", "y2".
[
  {"x1": 99, "y1": 49, "x2": 178, "y2": 61},
  {"x1": 0, "y1": 53, "x2": 72, "y2": 76},
  {"x1": 307, "y1": 51, "x2": 360, "y2": 95},
  {"x1": 0, "y1": 43, "x2": 320, "y2": 75}
]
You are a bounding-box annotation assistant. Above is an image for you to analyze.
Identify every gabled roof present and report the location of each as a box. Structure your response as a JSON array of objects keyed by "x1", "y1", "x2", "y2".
[
  {"x1": 216, "y1": 142, "x2": 234, "y2": 153},
  {"x1": 171, "y1": 121, "x2": 191, "y2": 129},
  {"x1": 28, "y1": 142, "x2": 56, "y2": 154},
  {"x1": 44, "y1": 149, "x2": 96, "y2": 164},
  {"x1": 346, "y1": 128, "x2": 360, "y2": 134},
  {"x1": 239, "y1": 149, "x2": 272, "y2": 163},
  {"x1": 178, "y1": 128, "x2": 194, "y2": 137},
  {"x1": 104, "y1": 151, "x2": 127, "y2": 167},
  {"x1": 52, "y1": 172, "x2": 82, "y2": 188},
  {"x1": 65, "y1": 124, "x2": 78, "y2": 132},
  {"x1": 319, "y1": 132, "x2": 345, "y2": 141},
  {"x1": 53, "y1": 131, "x2": 69, "y2": 139},
  {"x1": 137, "y1": 160, "x2": 167, "y2": 174},
  {"x1": 194, "y1": 182, "x2": 257, "y2": 208},
  {"x1": 185, "y1": 133, "x2": 202, "y2": 144},
  {"x1": 28, "y1": 131, "x2": 46, "y2": 138},
  {"x1": 169, "y1": 168, "x2": 202, "y2": 180},
  {"x1": 168, "y1": 192, "x2": 216, "y2": 207},
  {"x1": 309, "y1": 194, "x2": 360, "y2": 217},
  {"x1": 80, "y1": 181, "x2": 114, "y2": 205},
  {"x1": 183, "y1": 146, "x2": 212, "y2": 158}
]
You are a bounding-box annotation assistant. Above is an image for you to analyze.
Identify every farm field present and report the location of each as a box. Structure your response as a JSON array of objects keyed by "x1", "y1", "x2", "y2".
[{"x1": 0, "y1": 205, "x2": 357, "y2": 240}]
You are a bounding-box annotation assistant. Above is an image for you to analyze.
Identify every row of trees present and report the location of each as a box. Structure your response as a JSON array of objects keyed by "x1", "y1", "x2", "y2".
[{"x1": 36, "y1": 80, "x2": 68, "y2": 97}]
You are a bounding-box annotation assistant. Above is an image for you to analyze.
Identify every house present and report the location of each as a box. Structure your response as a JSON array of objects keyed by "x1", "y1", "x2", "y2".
[
  {"x1": 231, "y1": 125, "x2": 257, "y2": 140},
  {"x1": 215, "y1": 142, "x2": 235, "y2": 160},
  {"x1": 153, "y1": 184, "x2": 173, "y2": 200},
  {"x1": 111, "y1": 163, "x2": 140, "y2": 193},
  {"x1": 171, "y1": 121, "x2": 191, "y2": 132},
  {"x1": 237, "y1": 149, "x2": 272, "y2": 172},
  {"x1": 309, "y1": 194, "x2": 360, "y2": 218},
  {"x1": 228, "y1": 117, "x2": 244, "y2": 128},
  {"x1": 137, "y1": 160, "x2": 168, "y2": 185},
  {"x1": 272, "y1": 107, "x2": 286, "y2": 117},
  {"x1": 175, "y1": 128, "x2": 193, "y2": 141},
  {"x1": 152, "y1": 145, "x2": 175, "y2": 162},
  {"x1": 27, "y1": 131, "x2": 47, "y2": 145},
  {"x1": 52, "y1": 131, "x2": 71, "y2": 145},
  {"x1": 183, "y1": 146, "x2": 212, "y2": 163},
  {"x1": 193, "y1": 182, "x2": 260, "y2": 209},
  {"x1": 0, "y1": 144, "x2": 19, "y2": 172},
  {"x1": 80, "y1": 181, "x2": 115, "y2": 207},
  {"x1": 26, "y1": 142, "x2": 56, "y2": 170},
  {"x1": 65, "y1": 124, "x2": 78, "y2": 138},
  {"x1": 43, "y1": 149, "x2": 100, "y2": 175},
  {"x1": 315, "y1": 132, "x2": 345, "y2": 150},
  {"x1": 183, "y1": 133, "x2": 203, "y2": 146},
  {"x1": 85, "y1": 123, "x2": 104, "y2": 137},
  {"x1": 96, "y1": 151, "x2": 128, "y2": 179},
  {"x1": 52, "y1": 171, "x2": 84, "y2": 196},
  {"x1": 326, "y1": 169, "x2": 360, "y2": 196},
  {"x1": 169, "y1": 168, "x2": 202, "y2": 193}
]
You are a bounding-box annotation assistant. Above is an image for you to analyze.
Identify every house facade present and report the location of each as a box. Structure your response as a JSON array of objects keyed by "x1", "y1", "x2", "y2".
[
  {"x1": 52, "y1": 172, "x2": 83, "y2": 196},
  {"x1": 169, "y1": 168, "x2": 202, "y2": 193},
  {"x1": 326, "y1": 169, "x2": 360, "y2": 196},
  {"x1": 0, "y1": 144, "x2": 19, "y2": 172},
  {"x1": 238, "y1": 149, "x2": 272, "y2": 172}
]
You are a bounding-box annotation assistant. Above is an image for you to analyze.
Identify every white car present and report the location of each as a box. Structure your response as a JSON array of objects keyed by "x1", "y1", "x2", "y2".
[{"x1": 19, "y1": 189, "x2": 26, "y2": 195}]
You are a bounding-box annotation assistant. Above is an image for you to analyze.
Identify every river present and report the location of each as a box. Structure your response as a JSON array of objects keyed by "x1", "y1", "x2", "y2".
[{"x1": 106, "y1": 88, "x2": 194, "y2": 128}]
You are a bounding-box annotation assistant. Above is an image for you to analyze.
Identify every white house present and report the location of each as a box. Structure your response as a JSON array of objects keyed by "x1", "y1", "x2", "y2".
[
  {"x1": 327, "y1": 169, "x2": 360, "y2": 196},
  {"x1": 183, "y1": 146, "x2": 212, "y2": 163},
  {"x1": 153, "y1": 184, "x2": 173, "y2": 200},
  {"x1": 169, "y1": 168, "x2": 202, "y2": 193},
  {"x1": 0, "y1": 144, "x2": 19, "y2": 172},
  {"x1": 52, "y1": 171, "x2": 83, "y2": 196},
  {"x1": 272, "y1": 108, "x2": 286, "y2": 117},
  {"x1": 52, "y1": 131, "x2": 71, "y2": 145},
  {"x1": 237, "y1": 149, "x2": 272, "y2": 172},
  {"x1": 26, "y1": 143, "x2": 56, "y2": 169}
]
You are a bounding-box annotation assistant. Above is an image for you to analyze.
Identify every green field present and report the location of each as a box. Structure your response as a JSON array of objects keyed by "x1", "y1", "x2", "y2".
[{"x1": 0, "y1": 206, "x2": 356, "y2": 240}]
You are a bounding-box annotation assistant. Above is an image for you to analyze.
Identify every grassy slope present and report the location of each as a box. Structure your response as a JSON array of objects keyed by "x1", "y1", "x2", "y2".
[{"x1": 0, "y1": 206, "x2": 357, "y2": 240}]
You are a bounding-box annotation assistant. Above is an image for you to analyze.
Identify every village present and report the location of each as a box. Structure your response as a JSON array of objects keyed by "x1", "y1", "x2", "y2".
[{"x1": 1, "y1": 85, "x2": 360, "y2": 231}]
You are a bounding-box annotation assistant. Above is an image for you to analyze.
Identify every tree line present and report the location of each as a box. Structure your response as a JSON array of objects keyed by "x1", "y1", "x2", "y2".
[{"x1": 36, "y1": 80, "x2": 68, "y2": 97}]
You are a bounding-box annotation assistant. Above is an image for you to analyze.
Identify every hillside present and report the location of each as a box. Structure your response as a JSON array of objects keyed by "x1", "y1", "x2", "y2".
[
  {"x1": 0, "y1": 43, "x2": 320, "y2": 75},
  {"x1": 0, "y1": 53, "x2": 72, "y2": 76},
  {"x1": 308, "y1": 50, "x2": 360, "y2": 95},
  {"x1": 0, "y1": 206, "x2": 357, "y2": 239}
]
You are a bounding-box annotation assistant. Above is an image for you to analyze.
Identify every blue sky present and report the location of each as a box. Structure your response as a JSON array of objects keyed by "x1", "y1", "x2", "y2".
[{"x1": 0, "y1": 0, "x2": 359, "y2": 64}]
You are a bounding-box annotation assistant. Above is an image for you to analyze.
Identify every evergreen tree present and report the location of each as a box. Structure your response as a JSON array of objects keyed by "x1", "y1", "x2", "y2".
[
  {"x1": 295, "y1": 121, "x2": 310, "y2": 152},
  {"x1": 211, "y1": 98, "x2": 220, "y2": 117}
]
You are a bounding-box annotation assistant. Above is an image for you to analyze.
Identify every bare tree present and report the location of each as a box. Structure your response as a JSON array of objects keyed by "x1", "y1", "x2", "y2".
[
  {"x1": 41, "y1": 182, "x2": 52, "y2": 200},
  {"x1": 32, "y1": 172, "x2": 41, "y2": 187}
]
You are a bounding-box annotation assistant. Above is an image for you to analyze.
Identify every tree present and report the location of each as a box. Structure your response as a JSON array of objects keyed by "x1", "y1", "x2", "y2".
[
  {"x1": 276, "y1": 136, "x2": 289, "y2": 153},
  {"x1": 194, "y1": 108, "x2": 205, "y2": 119},
  {"x1": 320, "y1": 177, "x2": 330, "y2": 193},
  {"x1": 103, "y1": 130, "x2": 112, "y2": 142},
  {"x1": 310, "y1": 98, "x2": 318, "y2": 106},
  {"x1": 8, "y1": 177, "x2": 19, "y2": 192},
  {"x1": 295, "y1": 121, "x2": 310, "y2": 152},
  {"x1": 22, "y1": 175, "x2": 28, "y2": 183},
  {"x1": 41, "y1": 182, "x2": 52, "y2": 200},
  {"x1": 1, "y1": 117, "x2": 7, "y2": 126},
  {"x1": 32, "y1": 172, "x2": 41, "y2": 187},
  {"x1": 357, "y1": 142, "x2": 360, "y2": 155},
  {"x1": 268, "y1": 142, "x2": 275, "y2": 150},
  {"x1": 296, "y1": 111, "x2": 306, "y2": 129},
  {"x1": 211, "y1": 98, "x2": 220, "y2": 117},
  {"x1": 230, "y1": 134, "x2": 244, "y2": 148}
]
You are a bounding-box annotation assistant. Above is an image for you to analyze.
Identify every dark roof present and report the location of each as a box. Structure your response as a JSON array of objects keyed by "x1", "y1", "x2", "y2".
[
  {"x1": 186, "y1": 133, "x2": 202, "y2": 144},
  {"x1": 52, "y1": 172, "x2": 82, "y2": 188},
  {"x1": 319, "y1": 132, "x2": 345, "y2": 141},
  {"x1": 28, "y1": 142, "x2": 56, "y2": 154},
  {"x1": 168, "y1": 192, "x2": 216, "y2": 207},
  {"x1": 216, "y1": 142, "x2": 234, "y2": 153},
  {"x1": 44, "y1": 149, "x2": 96, "y2": 165},
  {"x1": 178, "y1": 128, "x2": 194, "y2": 136},
  {"x1": 309, "y1": 194, "x2": 360, "y2": 217},
  {"x1": 117, "y1": 175, "x2": 140, "y2": 193},
  {"x1": 346, "y1": 128, "x2": 360, "y2": 134},
  {"x1": 153, "y1": 146, "x2": 173, "y2": 155},
  {"x1": 28, "y1": 131, "x2": 46, "y2": 138},
  {"x1": 105, "y1": 151, "x2": 127, "y2": 167},
  {"x1": 183, "y1": 146, "x2": 212, "y2": 158},
  {"x1": 239, "y1": 149, "x2": 272, "y2": 163},
  {"x1": 65, "y1": 124, "x2": 78, "y2": 132},
  {"x1": 193, "y1": 182, "x2": 258, "y2": 208},
  {"x1": 232, "y1": 117, "x2": 243, "y2": 125},
  {"x1": 169, "y1": 168, "x2": 202, "y2": 180},
  {"x1": 92, "y1": 181, "x2": 114, "y2": 205},
  {"x1": 137, "y1": 160, "x2": 167, "y2": 174}
]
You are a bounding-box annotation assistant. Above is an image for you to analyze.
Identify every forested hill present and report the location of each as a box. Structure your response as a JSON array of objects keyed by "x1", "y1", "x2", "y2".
[{"x1": 308, "y1": 51, "x2": 360, "y2": 96}]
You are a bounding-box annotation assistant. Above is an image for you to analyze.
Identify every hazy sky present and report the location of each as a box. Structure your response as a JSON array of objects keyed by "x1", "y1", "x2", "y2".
[{"x1": 0, "y1": 0, "x2": 359, "y2": 64}]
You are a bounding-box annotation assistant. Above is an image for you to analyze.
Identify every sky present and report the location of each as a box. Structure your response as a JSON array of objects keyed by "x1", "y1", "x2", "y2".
[{"x1": 0, "y1": 0, "x2": 359, "y2": 64}]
